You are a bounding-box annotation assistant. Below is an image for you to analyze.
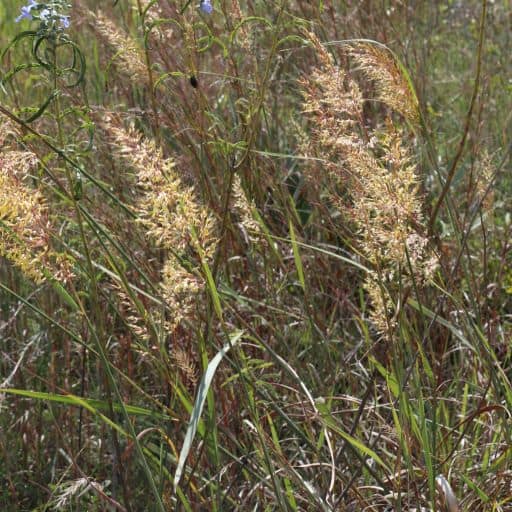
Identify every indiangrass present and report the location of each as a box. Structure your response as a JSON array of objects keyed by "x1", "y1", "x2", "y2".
[{"x1": 0, "y1": 1, "x2": 511, "y2": 511}]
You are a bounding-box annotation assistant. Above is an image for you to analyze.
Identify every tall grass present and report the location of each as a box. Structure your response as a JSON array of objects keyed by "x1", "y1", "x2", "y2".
[{"x1": 0, "y1": 0, "x2": 511, "y2": 510}]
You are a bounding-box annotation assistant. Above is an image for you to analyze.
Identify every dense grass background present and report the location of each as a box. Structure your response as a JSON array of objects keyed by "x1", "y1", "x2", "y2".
[{"x1": 0, "y1": 1, "x2": 511, "y2": 510}]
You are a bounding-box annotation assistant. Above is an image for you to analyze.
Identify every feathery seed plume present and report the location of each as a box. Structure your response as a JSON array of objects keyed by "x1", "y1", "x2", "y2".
[
  {"x1": 0, "y1": 147, "x2": 71, "y2": 283},
  {"x1": 349, "y1": 43, "x2": 420, "y2": 123},
  {"x1": 103, "y1": 118, "x2": 217, "y2": 330},
  {"x1": 301, "y1": 38, "x2": 435, "y2": 335}
]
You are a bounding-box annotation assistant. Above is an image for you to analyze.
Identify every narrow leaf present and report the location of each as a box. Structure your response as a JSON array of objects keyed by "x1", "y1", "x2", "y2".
[{"x1": 173, "y1": 331, "x2": 243, "y2": 492}]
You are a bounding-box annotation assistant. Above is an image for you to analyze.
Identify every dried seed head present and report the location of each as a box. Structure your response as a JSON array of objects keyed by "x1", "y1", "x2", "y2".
[
  {"x1": 232, "y1": 175, "x2": 263, "y2": 243},
  {"x1": 349, "y1": 43, "x2": 420, "y2": 123},
  {"x1": 300, "y1": 40, "x2": 435, "y2": 335},
  {"x1": 86, "y1": 9, "x2": 147, "y2": 82},
  {"x1": 0, "y1": 147, "x2": 72, "y2": 283},
  {"x1": 103, "y1": 117, "x2": 217, "y2": 331}
]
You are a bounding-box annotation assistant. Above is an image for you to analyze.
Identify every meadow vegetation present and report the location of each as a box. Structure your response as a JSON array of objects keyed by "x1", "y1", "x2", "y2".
[{"x1": 0, "y1": 0, "x2": 511, "y2": 510}]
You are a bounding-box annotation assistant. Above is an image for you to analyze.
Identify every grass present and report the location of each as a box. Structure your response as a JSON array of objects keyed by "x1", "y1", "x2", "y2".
[{"x1": 0, "y1": 0, "x2": 511, "y2": 510}]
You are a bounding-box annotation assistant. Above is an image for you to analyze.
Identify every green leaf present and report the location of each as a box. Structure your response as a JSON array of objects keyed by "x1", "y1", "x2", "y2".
[
  {"x1": 316, "y1": 400, "x2": 391, "y2": 473},
  {"x1": 1, "y1": 388, "x2": 169, "y2": 420},
  {"x1": 173, "y1": 331, "x2": 243, "y2": 492}
]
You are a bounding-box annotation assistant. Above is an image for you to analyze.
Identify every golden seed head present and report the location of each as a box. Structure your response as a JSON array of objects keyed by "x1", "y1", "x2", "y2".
[
  {"x1": 300, "y1": 42, "x2": 435, "y2": 335},
  {"x1": 0, "y1": 148, "x2": 72, "y2": 283},
  {"x1": 348, "y1": 43, "x2": 420, "y2": 123},
  {"x1": 87, "y1": 9, "x2": 147, "y2": 82},
  {"x1": 103, "y1": 118, "x2": 217, "y2": 331}
]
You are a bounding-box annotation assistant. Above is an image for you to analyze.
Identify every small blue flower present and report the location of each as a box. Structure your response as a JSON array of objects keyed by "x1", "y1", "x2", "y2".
[
  {"x1": 39, "y1": 8, "x2": 51, "y2": 21},
  {"x1": 59, "y1": 15, "x2": 70, "y2": 28},
  {"x1": 200, "y1": 0, "x2": 213, "y2": 14},
  {"x1": 17, "y1": 2, "x2": 72, "y2": 31},
  {"x1": 15, "y1": 0, "x2": 38, "y2": 23}
]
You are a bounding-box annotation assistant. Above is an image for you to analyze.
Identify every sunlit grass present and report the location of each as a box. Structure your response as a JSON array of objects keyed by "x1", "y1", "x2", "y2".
[{"x1": 0, "y1": 1, "x2": 511, "y2": 510}]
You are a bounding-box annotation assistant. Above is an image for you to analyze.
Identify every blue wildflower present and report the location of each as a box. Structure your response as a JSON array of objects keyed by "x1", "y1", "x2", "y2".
[
  {"x1": 59, "y1": 15, "x2": 70, "y2": 28},
  {"x1": 200, "y1": 0, "x2": 213, "y2": 14},
  {"x1": 39, "y1": 8, "x2": 51, "y2": 21},
  {"x1": 15, "y1": 0, "x2": 38, "y2": 23},
  {"x1": 19, "y1": 2, "x2": 72, "y2": 30}
]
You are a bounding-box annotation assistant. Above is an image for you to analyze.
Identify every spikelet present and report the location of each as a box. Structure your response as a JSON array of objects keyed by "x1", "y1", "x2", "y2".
[
  {"x1": 85, "y1": 9, "x2": 147, "y2": 83},
  {"x1": 173, "y1": 345, "x2": 198, "y2": 388},
  {"x1": 103, "y1": 118, "x2": 217, "y2": 330},
  {"x1": 0, "y1": 149, "x2": 71, "y2": 283},
  {"x1": 48, "y1": 478, "x2": 114, "y2": 510},
  {"x1": 0, "y1": 119, "x2": 22, "y2": 147},
  {"x1": 231, "y1": 175, "x2": 263, "y2": 243},
  {"x1": 160, "y1": 261, "x2": 202, "y2": 327},
  {"x1": 473, "y1": 150, "x2": 495, "y2": 213},
  {"x1": 364, "y1": 272, "x2": 396, "y2": 334},
  {"x1": 305, "y1": 31, "x2": 335, "y2": 70},
  {"x1": 107, "y1": 276, "x2": 152, "y2": 340},
  {"x1": 349, "y1": 43, "x2": 420, "y2": 123}
]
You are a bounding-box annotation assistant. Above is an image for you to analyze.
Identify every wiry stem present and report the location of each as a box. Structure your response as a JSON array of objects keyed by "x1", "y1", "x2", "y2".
[{"x1": 428, "y1": 0, "x2": 487, "y2": 233}]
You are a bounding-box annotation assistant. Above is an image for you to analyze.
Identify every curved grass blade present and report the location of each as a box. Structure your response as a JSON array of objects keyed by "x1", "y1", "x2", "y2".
[
  {"x1": 0, "y1": 389, "x2": 171, "y2": 420},
  {"x1": 173, "y1": 331, "x2": 243, "y2": 493}
]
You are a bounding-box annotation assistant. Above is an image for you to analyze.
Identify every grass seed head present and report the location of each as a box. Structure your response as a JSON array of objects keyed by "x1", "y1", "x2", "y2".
[{"x1": 349, "y1": 43, "x2": 420, "y2": 123}]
